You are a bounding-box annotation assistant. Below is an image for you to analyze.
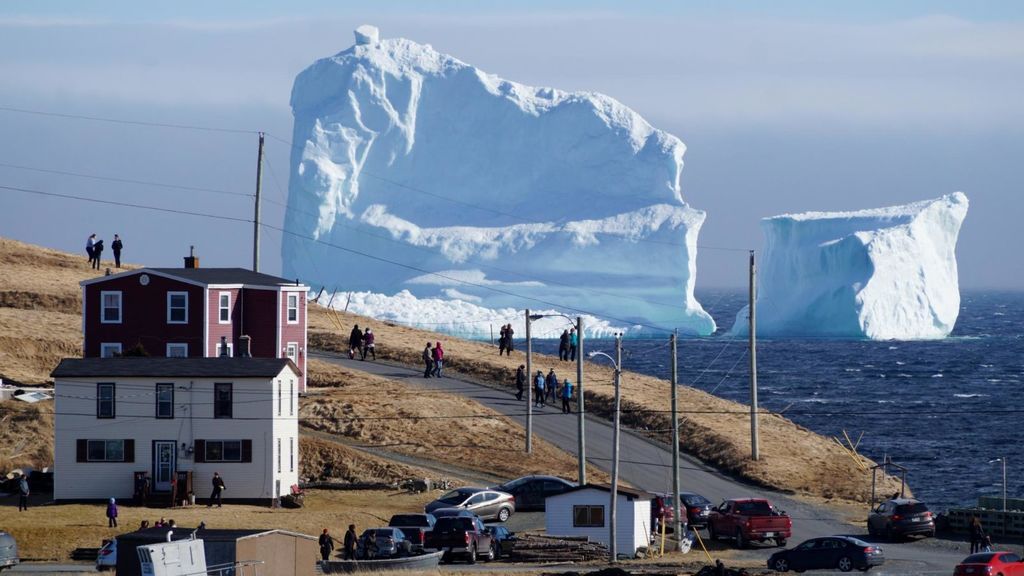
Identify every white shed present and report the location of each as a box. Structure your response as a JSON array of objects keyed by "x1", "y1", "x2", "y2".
[{"x1": 544, "y1": 483, "x2": 653, "y2": 557}]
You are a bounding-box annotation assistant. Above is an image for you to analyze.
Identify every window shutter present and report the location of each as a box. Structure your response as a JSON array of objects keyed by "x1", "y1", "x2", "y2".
[
  {"x1": 124, "y1": 439, "x2": 135, "y2": 463},
  {"x1": 194, "y1": 440, "x2": 206, "y2": 463},
  {"x1": 77, "y1": 439, "x2": 88, "y2": 463},
  {"x1": 241, "y1": 439, "x2": 252, "y2": 463}
]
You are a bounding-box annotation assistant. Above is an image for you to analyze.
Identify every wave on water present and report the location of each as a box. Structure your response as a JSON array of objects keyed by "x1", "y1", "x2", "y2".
[{"x1": 954, "y1": 393, "x2": 988, "y2": 399}]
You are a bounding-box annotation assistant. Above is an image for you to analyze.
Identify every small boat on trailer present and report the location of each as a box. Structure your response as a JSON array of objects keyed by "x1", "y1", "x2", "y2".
[{"x1": 321, "y1": 551, "x2": 444, "y2": 573}]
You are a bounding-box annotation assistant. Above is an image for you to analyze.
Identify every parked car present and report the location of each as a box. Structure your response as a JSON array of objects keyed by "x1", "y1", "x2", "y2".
[
  {"x1": 425, "y1": 515, "x2": 495, "y2": 564},
  {"x1": 388, "y1": 513, "x2": 436, "y2": 552},
  {"x1": 425, "y1": 487, "x2": 516, "y2": 522},
  {"x1": 0, "y1": 531, "x2": 18, "y2": 573},
  {"x1": 707, "y1": 498, "x2": 792, "y2": 548},
  {"x1": 356, "y1": 528, "x2": 412, "y2": 559},
  {"x1": 96, "y1": 538, "x2": 117, "y2": 571},
  {"x1": 430, "y1": 507, "x2": 477, "y2": 519},
  {"x1": 492, "y1": 475, "x2": 576, "y2": 511},
  {"x1": 954, "y1": 552, "x2": 1024, "y2": 576},
  {"x1": 483, "y1": 525, "x2": 516, "y2": 559},
  {"x1": 651, "y1": 491, "x2": 714, "y2": 532},
  {"x1": 767, "y1": 536, "x2": 884, "y2": 573},
  {"x1": 866, "y1": 498, "x2": 935, "y2": 540}
]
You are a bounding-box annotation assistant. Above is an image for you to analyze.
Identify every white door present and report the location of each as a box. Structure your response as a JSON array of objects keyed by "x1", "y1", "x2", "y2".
[{"x1": 153, "y1": 441, "x2": 176, "y2": 492}]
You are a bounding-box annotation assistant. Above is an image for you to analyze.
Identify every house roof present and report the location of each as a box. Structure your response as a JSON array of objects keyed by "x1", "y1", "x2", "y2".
[
  {"x1": 550, "y1": 483, "x2": 655, "y2": 501},
  {"x1": 51, "y1": 357, "x2": 301, "y2": 379},
  {"x1": 80, "y1": 267, "x2": 306, "y2": 289}
]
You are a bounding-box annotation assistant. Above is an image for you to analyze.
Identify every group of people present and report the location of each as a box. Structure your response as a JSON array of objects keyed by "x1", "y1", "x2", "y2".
[
  {"x1": 969, "y1": 516, "x2": 994, "y2": 554},
  {"x1": 497, "y1": 324, "x2": 515, "y2": 356},
  {"x1": 86, "y1": 233, "x2": 124, "y2": 270},
  {"x1": 348, "y1": 325, "x2": 377, "y2": 361},
  {"x1": 558, "y1": 328, "x2": 579, "y2": 362},
  {"x1": 318, "y1": 524, "x2": 359, "y2": 562},
  {"x1": 422, "y1": 341, "x2": 445, "y2": 378},
  {"x1": 515, "y1": 366, "x2": 574, "y2": 413}
]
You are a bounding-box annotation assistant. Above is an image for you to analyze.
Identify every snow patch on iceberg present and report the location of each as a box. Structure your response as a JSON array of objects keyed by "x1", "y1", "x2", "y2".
[
  {"x1": 731, "y1": 192, "x2": 969, "y2": 340},
  {"x1": 283, "y1": 26, "x2": 715, "y2": 336}
]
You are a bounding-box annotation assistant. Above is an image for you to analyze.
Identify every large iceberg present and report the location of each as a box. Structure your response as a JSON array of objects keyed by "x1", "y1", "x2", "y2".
[
  {"x1": 282, "y1": 26, "x2": 715, "y2": 336},
  {"x1": 731, "y1": 193, "x2": 969, "y2": 340}
]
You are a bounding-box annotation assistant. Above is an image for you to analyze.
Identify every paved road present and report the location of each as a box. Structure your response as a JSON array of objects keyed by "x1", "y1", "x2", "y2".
[
  {"x1": 7, "y1": 564, "x2": 96, "y2": 574},
  {"x1": 312, "y1": 351, "x2": 968, "y2": 573}
]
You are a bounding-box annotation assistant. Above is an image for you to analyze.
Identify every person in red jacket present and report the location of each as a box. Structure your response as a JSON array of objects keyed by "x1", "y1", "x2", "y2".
[{"x1": 431, "y1": 341, "x2": 444, "y2": 378}]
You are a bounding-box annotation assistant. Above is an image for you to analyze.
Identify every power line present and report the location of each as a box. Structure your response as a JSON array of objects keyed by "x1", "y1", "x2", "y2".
[
  {"x1": 0, "y1": 161, "x2": 253, "y2": 198},
  {"x1": 0, "y1": 104, "x2": 257, "y2": 135}
]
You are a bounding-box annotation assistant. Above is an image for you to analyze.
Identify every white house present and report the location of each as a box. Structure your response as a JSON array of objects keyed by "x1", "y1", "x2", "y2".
[
  {"x1": 545, "y1": 483, "x2": 654, "y2": 557},
  {"x1": 51, "y1": 357, "x2": 301, "y2": 503}
]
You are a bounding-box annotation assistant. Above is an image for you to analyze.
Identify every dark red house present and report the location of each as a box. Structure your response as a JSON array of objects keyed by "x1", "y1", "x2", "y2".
[{"x1": 81, "y1": 264, "x2": 308, "y2": 392}]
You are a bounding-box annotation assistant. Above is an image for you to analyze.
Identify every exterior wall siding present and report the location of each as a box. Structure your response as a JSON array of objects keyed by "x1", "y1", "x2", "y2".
[
  {"x1": 207, "y1": 288, "x2": 241, "y2": 356},
  {"x1": 279, "y1": 288, "x2": 307, "y2": 393},
  {"x1": 239, "y1": 289, "x2": 278, "y2": 359},
  {"x1": 54, "y1": 367, "x2": 299, "y2": 501}
]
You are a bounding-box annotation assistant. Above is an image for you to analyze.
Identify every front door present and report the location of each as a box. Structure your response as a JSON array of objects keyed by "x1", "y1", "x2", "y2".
[{"x1": 153, "y1": 441, "x2": 176, "y2": 492}]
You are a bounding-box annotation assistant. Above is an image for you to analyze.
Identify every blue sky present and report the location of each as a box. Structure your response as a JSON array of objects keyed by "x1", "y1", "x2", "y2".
[{"x1": 0, "y1": 1, "x2": 1021, "y2": 289}]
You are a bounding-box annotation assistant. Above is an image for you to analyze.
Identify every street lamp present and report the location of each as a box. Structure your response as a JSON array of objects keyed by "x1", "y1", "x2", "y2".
[
  {"x1": 528, "y1": 312, "x2": 586, "y2": 484},
  {"x1": 589, "y1": 334, "x2": 622, "y2": 564},
  {"x1": 989, "y1": 457, "x2": 1007, "y2": 511}
]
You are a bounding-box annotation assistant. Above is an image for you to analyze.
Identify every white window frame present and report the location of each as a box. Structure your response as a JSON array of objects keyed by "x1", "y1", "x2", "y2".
[
  {"x1": 286, "y1": 342, "x2": 298, "y2": 365},
  {"x1": 218, "y1": 291, "x2": 231, "y2": 324},
  {"x1": 276, "y1": 437, "x2": 282, "y2": 473},
  {"x1": 276, "y1": 379, "x2": 282, "y2": 416},
  {"x1": 166, "y1": 343, "x2": 188, "y2": 358},
  {"x1": 100, "y1": 291, "x2": 122, "y2": 324},
  {"x1": 216, "y1": 342, "x2": 233, "y2": 358},
  {"x1": 100, "y1": 342, "x2": 122, "y2": 358},
  {"x1": 87, "y1": 439, "x2": 126, "y2": 462},
  {"x1": 167, "y1": 291, "x2": 189, "y2": 324},
  {"x1": 286, "y1": 293, "x2": 298, "y2": 324},
  {"x1": 290, "y1": 437, "x2": 294, "y2": 472},
  {"x1": 289, "y1": 380, "x2": 295, "y2": 416}
]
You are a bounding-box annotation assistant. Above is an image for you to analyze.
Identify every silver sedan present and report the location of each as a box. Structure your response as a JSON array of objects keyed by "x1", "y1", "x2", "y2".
[{"x1": 425, "y1": 487, "x2": 516, "y2": 522}]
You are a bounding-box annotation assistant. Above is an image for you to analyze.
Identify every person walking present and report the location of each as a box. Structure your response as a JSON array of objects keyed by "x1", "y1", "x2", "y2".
[
  {"x1": 515, "y1": 365, "x2": 526, "y2": 401},
  {"x1": 106, "y1": 498, "x2": 119, "y2": 527},
  {"x1": 422, "y1": 342, "x2": 434, "y2": 378},
  {"x1": 91, "y1": 238, "x2": 104, "y2": 269},
  {"x1": 431, "y1": 341, "x2": 444, "y2": 378},
  {"x1": 18, "y1": 473, "x2": 29, "y2": 511},
  {"x1": 86, "y1": 233, "x2": 96, "y2": 264},
  {"x1": 559, "y1": 330, "x2": 570, "y2": 361},
  {"x1": 111, "y1": 234, "x2": 124, "y2": 268},
  {"x1": 561, "y1": 378, "x2": 574, "y2": 413},
  {"x1": 343, "y1": 524, "x2": 358, "y2": 560},
  {"x1": 534, "y1": 371, "x2": 546, "y2": 408},
  {"x1": 504, "y1": 325, "x2": 515, "y2": 355},
  {"x1": 348, "y1": 325, "x2": 363, "y2": 359},
  {"x1": 361, "y1": 328, "x2": 376, "y2": 360},
  {"x1": 569, "y1": 328, "x2": 578, "y2": 361},
  {"x1": 498, "y1": 325, "x2": 508, "y2": 356},
  {"x1": 546, "y1": 369, "x2": 559, "y2": 403},
  {"x1": 970, "y1": 516, "x2": 985, "y2": 554},
  {"x1": 208, "y1": 472, "x2": 226, "y2": 507},
  {"x1": 319, "y1": 528, "x2": 334, "y2": 562}
]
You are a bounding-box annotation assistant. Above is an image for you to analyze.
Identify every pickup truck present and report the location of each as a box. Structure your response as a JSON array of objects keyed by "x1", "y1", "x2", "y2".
[
  {"x1": 388, "y1": 513, "x2": 436, "y2": 552},
  {"x1": 423, "y1": 515, "x2": 495, "y2": 564},
  {"x1": 707, "y1": 498, "x2": 791, "y2": 548}
]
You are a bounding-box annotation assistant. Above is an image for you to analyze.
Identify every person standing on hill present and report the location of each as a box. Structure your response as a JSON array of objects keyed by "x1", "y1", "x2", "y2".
[
  {"x1": 561, "y1": 378, "x2": 574, "y2": 414},
  {"x1": 361, "y1": 328, "x2": 375, "y2": 360},
  {"x1": 504, "y1": 325, "x2": 515, "y2": 355},
  {"x1": 86, "y1": 233, "x2": 96, "y2": 264},
  {"x1": 559, "y1": 330, "x2": 570, "y2": 361},
  {"x1": 515, "y1": 365, "x2": 526, "y2": 401},
  {"x1": 319, "y1": 528, "x2": 334, "y2": 562},
  {"x1": 106, "y1": 497, "x2": 119, "y2": 527},
  {"x1": 348, "y1": 325, "x2": 363, "y2": 359},
  {"x1": 546, "y1": 369, "x2": 559, "y2": 403},
  {"x1": 208, "y1": 472, "x2": 226, "y2": 507},
  {"x1": 534, "y1": 371, "x2": 546, "y2": 408},
  {"x1": 91, "y1": 238, "x2": 104, "y2": 269},
  {"x1": 422, "y1": 342, "x2": 434, "y2": 378},
  {"x1": 111, "y1": 234, "x2": 124, "y2": 268},
  {"x1": 18, "y1": 473, "x2": 29, "y2": 511},
  {"x1": 343, "y1": 524, "x2": 358, "y2": 560},
  {"x1": 431, "y1": 341, "x2": 445, "y2": 377},
  {"x1": 498, "y1": 325, "x2": 508, "y2": 355},
  {"x1": 569, "y1": 328, "x2": 578, "y2": 361}
]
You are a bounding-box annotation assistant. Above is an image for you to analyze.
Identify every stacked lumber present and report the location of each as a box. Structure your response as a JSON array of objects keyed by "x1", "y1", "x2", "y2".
[{"x1": 508, "y1": 533, "x2": 608, "y2": 563}]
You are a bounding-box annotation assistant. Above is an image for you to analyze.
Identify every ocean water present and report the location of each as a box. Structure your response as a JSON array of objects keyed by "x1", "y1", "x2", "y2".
[{"x1": 532, "y1": 290, "x2": 1024, "y2": 512}]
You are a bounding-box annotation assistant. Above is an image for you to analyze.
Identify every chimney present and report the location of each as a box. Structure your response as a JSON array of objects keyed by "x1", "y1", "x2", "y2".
[
  {"x1": 239, "y1": 335, "x2": 252, "y2": 358},
  {"x1": 184, "y1": 246, "x2": 200, "y2": 269},
  {"x1": 219, "y1": 336, "x2": 229, "y2": 358}
]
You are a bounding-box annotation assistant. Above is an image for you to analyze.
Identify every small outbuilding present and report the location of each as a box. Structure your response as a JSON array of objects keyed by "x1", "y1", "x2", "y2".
[{"x1": 544, "y1": 483, "x2": 654, "y2": 557}]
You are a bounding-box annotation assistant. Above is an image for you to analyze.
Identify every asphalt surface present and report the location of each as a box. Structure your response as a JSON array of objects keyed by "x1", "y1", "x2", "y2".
[{"x1": 313, "y1": 350, "x2": 971, "y2": 573}]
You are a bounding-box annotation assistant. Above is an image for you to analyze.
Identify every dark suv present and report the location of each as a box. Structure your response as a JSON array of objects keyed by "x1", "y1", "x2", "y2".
[
  {"x1": 867, "y1": 498, "x2": 935, "y2": 540},
  {"x1": 651, "y1": 491, "x2": 713, "y2": 531}
]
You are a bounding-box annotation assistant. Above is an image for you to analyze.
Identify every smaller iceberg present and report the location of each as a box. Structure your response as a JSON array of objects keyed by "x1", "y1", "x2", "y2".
[{"x1": 731, "y1": 192, "x2": 969, "y2": 340}]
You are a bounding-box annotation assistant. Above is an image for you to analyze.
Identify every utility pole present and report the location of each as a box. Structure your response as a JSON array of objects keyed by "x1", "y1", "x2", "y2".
[
  {"x1": 609, "y1": 333, "x2": 622, "y2": 564},
  {"x1": 671, "y1": 330, "x2": 682, "y2": 548},
  {"x1": 577, "y1": 315, "x2": 586, "y2": 485},
  {"x1": 253, "y1": 131, "x2": 265, "y2": 272},
  {"x1": 749, "y1": 250, "x2": 760, "y2": 461},
  {"x1": 525, "y1": 309, "x2": 533, "y2": 454}
]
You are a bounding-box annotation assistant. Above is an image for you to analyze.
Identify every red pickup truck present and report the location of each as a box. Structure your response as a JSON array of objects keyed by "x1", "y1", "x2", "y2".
[{"x1": 707, "y1": 498, "x2": 791, "y2": 548}]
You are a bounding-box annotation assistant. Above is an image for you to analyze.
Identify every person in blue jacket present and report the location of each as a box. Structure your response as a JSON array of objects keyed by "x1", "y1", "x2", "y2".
[
  {"x1": 534, "y1": 371, "x2": 546, "y2": 407},
  {"x1": 561, "y1": 378, "x2": 574, "y2": 414}
]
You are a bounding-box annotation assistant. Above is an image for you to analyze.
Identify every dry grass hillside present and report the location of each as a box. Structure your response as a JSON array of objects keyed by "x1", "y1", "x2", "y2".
[{"x1": 308, "y1": 306, "x2": 904, "y2": 503}]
